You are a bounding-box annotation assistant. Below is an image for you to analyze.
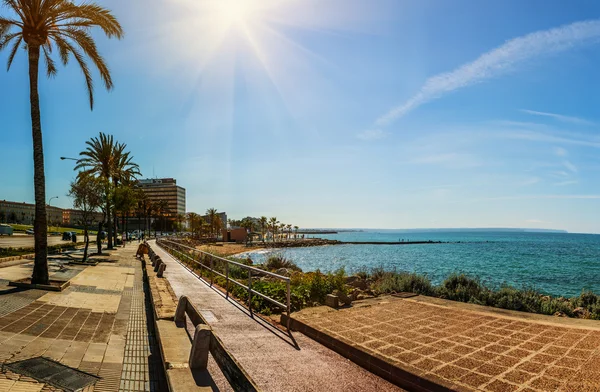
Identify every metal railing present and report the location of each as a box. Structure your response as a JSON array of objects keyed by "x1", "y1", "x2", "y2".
[{"x1": 156, "y1": 238, "x2": 291, "y2": 330}]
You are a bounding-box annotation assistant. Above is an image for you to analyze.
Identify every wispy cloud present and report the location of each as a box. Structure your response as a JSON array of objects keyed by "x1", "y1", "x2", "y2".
[
  {"x1": 356, "y1": 129, "x2": 388, "y2": 140},
  {"x1": 562, "y1": 160, "x2": 578, "y2": 173},
  {"x1": 521, "y1": 109, "x2": 593, "y2": 125},
  {"x1": 554, "y1": 180, "x2": 578, "y2": 186},
  {"x1": 519, "y1": 177, "x2": 541, "y2": 186},
  {"x1": 376, "y1": 19, "x2": 600, "y2": 125},
  {"x1": 554, "y1": 147, "x2": 568, "y2": 157}
]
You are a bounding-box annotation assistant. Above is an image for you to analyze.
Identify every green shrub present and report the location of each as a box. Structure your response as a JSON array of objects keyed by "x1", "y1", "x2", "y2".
[
  {"x1": 264, "y1": 254, "x2": 302, "y2": 272},
  {"x1": 439, "y1": 273, "x2": 485, "y2": 303},
  {"x1": 373, "y1": 271, "x2": 435, "y2": 296}
]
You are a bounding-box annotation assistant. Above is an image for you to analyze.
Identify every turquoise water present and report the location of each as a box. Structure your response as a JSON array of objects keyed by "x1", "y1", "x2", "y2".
[{"x1": 244, "y1": 231, "x2": 600, "y2": 298}]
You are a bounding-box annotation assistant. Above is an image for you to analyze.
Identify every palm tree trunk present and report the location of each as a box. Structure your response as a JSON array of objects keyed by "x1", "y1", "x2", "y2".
[{"x1": 28, "y1": 45, "x2": 49, "y2": 285}]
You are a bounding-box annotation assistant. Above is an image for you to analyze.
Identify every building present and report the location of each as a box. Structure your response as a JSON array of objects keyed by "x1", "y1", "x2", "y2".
[
  {"x1": 62, "y1": 209, "x2": 104, "y2": 227},
  {"x1": 138, "y1": 178, "x2": 186, "y2": 218},
  {"x1": 0, "y1": 200, "x2": 74, "y2": 226}
]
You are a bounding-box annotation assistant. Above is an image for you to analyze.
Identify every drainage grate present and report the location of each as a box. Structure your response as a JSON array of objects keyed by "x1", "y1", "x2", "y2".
[{"x1": 5, "y1": 357, "x2": 100, "y2": 392}]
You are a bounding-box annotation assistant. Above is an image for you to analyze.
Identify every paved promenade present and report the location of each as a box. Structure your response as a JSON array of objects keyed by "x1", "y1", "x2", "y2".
[
  {"x1": 150, "y1": 240, "x2": 403, "y2": 392},
  {"x1": 0, "y1": 245, "x2": 167, "y2": 392},
  {"x1": 292, "y1": 295, "x2": 600, "y2": 392}
]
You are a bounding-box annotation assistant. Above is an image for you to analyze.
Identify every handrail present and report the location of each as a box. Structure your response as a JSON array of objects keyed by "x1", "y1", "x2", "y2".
[{"x1": 156, "y1": 238, "x2": 292, "y2": 330}]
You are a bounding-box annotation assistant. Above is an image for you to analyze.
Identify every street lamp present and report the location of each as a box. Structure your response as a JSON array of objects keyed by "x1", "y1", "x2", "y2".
[{"x1": 48, "y1": 196, "x2": 58, "y2": 231}]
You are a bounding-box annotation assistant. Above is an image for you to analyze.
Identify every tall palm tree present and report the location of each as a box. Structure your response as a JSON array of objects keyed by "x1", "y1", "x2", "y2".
[
  {"x1": 294, "y1": 225, "x2": 299, "y2": 240},
  {"x1": 205, "y1": 208, "x2": 218, "y2": 237},
  {"x1": 1, "y1": 1, "x2": 123, "y2": 284},
  {"x1": 259, "y1": 216, "x2": 268, "y2": 243},
  {"x1": 268, "y1": 217, "x2": 279, "y2": 242},
  {"x1": 76, "y1": 133, "x2": 116, "y2": 248},
  {"x1": 110, "y1": 142, "x2": 140, "y2": 244}
]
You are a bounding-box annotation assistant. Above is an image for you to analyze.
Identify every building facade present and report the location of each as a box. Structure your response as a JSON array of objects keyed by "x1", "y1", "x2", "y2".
[
  {"x1": 138, "y1": 178, "x2": 186, "y2": 218},
  {"x1": 0, "y1": 200, "x2": 78, "y2": 226},
  {"x1": 62, "y1": 209, "x2": 104, "y2": 227}
]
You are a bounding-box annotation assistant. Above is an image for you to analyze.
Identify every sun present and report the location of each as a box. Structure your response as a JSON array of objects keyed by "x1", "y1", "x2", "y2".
[{"x1": 212, "y1": 0, "x2": 261, "y2": 28}]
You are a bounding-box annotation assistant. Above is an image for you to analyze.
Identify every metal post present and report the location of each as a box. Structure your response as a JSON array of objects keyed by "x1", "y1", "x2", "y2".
[
  {"x1": 248, "y1": 269, "x2": 252, "y2": 316},
  {"x1": 225, "y1": 262, "x2": 229, "y2": 299},
  {"x1": 210, "y1": 256, "x2": 214, "y2": 287},
  {"x1": 286, "y1": 280, "x2": 291, "y2": 330}
]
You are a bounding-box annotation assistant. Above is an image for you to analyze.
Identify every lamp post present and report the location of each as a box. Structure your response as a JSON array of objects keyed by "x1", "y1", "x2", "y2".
[{"x1": 48, "y1": 196, "x2": 58, "y2": 230}]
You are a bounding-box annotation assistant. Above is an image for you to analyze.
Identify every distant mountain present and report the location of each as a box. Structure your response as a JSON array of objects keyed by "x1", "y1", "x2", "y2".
[
  {"x1": 387, "y1": 228, "x2": 569, "y2": 234},
  {"x1": 306, "y1": 228, "x2": 568, "y2": 234}
]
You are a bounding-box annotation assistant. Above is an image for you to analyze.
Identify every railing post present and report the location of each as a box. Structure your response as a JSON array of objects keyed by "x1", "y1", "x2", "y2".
[
  {"x1": 225, "y1": 262, "x2": 229, "y2": 299},
  {"x1": 286, "y1": 280, "x2": 291, "y2": 330},
  {"x1": 210, "y1": 256, "x2": 214, "y2": 287},
  {"x1": 248, "y1": 269, "x2": 253, "y2": 316}
]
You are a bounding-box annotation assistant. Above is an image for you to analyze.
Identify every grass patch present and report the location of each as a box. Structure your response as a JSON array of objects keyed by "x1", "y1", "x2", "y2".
[
  {"x1": 8, "y1": 224, "x2": 95, "y2": 235},
  {"x1": 0, "y1": 243, "x2": 82, "y2": 258}
]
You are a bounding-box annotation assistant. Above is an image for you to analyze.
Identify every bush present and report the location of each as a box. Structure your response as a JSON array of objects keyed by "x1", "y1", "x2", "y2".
[
  {"x1": 373, "y1": 271, "x2": 435, "y2": 296},
  {"x1": 264, "y1": 254, "x2": 302, "y2": 272},
  {"x1": 162, "y1": 245, "x2": 600, "y2": 320}
]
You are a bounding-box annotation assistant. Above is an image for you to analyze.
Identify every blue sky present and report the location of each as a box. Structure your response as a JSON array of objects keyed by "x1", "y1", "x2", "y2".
[{"x1": 1, "y1": 0, "x2": 599, "y2": 233}]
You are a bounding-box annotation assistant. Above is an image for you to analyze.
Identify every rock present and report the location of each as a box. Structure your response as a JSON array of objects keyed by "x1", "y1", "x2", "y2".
[
  {"x1": 554, "y1": 311, "x2": 567, "y2": 318},
  {"x1": 275, "y1": 268, "x2": 291, "y2": 277},
  {"x1": 333, "y1": 290, "x2": 352, "y2": 306},
  {"x1": 348, "y1": 278, "x2": 368, "y2": 290},
  {"x1": 573, "y1": 307, "x2": 590, "y2": 319},
  {"x1": 540, "y1": 295, "x2": 551, "y2": 301},
  {"x1": 356, "y1": 294, "x2": 373, "y2": 300},
  {"x1": 350, "y1": 289, "x2": 363, "y2": 301}
]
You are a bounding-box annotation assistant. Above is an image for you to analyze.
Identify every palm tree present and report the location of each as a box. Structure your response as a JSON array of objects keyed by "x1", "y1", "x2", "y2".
[
  {"x1": 294, "y1": 225, "x2": 299, "y2": 240},
  {"x1": 286, "y1": 224, "x2": 292, "y2": 240},
  {"x1": 1, "y1": 1, "x2": 123, "y2": 284},
  {"x1": 76, "y1": 133, "x2": 116, "y2": 248},
  {"x1": 205, "y1": 208, "x2": 218, "y2": 237},
  {"x1": 259, "y1": 216, "x2": 268, "y2": 243},
  {"x1": 110, "y1": 143, "x2": 140, "y2": 243},
  {"x1": 268, "y1": 217, "x2": 279, "y2": 242}
]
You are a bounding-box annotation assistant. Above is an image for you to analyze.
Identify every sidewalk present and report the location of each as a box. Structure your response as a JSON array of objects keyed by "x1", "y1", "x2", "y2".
[
  {"x1": 291, "y1": 294, "x2": 600, "y2": 392},
  {"x1": 0, "y1": 245, "x2": 167, "y2": 392},
  {"x1": 150, "y1": 240, "x2": 403, "y2": 392}
]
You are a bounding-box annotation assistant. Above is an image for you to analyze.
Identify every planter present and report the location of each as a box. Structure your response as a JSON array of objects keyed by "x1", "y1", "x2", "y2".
[{"x1": 8, "y1": 278, "x2": 70, "y2": 292}]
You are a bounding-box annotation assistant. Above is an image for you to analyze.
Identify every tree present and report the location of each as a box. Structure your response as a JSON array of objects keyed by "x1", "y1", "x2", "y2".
[
  {"x1": 294, "y1": 225, "x2": 299, "y2": 240},
  {"x1": 268, "y1": 217, "x2": 279, "y2": 242},
  {"x1": 259, "y1": 216, "x2": 267, "y2": 243},
  {"x1": 110, "y1": 142, "x2": 140, "y2": 244},
  {"x1": 205, "y1": 208, "x2": 218, "y2": 237},
  {"x1": 240, "y1": 217, "x2": 254, "y2": 244},
  {"x1": 69, "y1": 174, "x2": 102, "y2": 262},
  {"x1": 176, "y1": 213, "x2": 186, "y2": 233},
  {"x1": 76, "y1": 133, "x2": 139, "y2": 248},
  {"x1": 1, "y1": 1, "x2": 123, "y2": 284}
]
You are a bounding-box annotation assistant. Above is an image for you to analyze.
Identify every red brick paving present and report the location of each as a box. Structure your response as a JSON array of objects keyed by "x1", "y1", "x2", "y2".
[{"x1": 292, "y1": 296, "x2": 600, "y2": 392}]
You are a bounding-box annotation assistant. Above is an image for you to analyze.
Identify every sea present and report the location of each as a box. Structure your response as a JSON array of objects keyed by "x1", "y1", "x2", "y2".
[{"x1": 242, "y1": 230, "x2": 600, "y2": 298}]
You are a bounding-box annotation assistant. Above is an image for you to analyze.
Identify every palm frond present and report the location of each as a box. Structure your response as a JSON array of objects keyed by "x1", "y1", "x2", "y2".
[
  {"x1": 42, "y1": 43, "x2": 57, "y2": 77},
  {"x1": 6, "y1": 35, "x2": 22, "y2": 70}
]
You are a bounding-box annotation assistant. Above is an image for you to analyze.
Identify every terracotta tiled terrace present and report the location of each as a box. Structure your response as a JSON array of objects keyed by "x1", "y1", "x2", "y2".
[{"x1": 291, "y1": 295, "x2": 600, "y2": 392}]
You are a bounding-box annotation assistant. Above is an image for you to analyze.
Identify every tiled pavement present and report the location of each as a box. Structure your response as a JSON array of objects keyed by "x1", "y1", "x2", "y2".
[
  {"x1": 0, "y1": 245, "x2": 167, "y2": 392},
  {"x1": 292, "y1": 296, "x2": 600, "y2": 392},
  {"x1": 151, "y1": 240, "x2": 404, "y2": 392}
]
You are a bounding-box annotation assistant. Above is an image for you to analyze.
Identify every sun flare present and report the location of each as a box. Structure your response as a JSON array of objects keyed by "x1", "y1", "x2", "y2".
[{"x1": 212, "y1": 0, "x2": 261, "y2": 28}]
